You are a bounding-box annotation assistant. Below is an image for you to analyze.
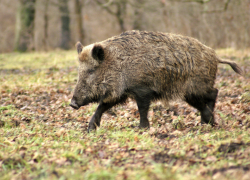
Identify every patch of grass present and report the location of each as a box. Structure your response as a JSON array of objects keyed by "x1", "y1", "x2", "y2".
[
  {"x1": 241, "y1": 92, "x2": 250, "y2": 103},
  {"x1": 0, "y1": 50, "x2": 77, "y2": 70},
  {"x1": 0, "y1": 105, "x2": 14, "y2": 111}
]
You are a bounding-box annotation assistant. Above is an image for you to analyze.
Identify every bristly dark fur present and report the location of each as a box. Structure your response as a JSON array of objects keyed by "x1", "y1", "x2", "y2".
[{"x1": 70, "y1": 30, "x2": 243, "y2": 132}]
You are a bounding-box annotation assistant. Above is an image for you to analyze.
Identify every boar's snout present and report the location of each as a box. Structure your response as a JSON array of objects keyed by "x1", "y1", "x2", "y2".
[{"x1": 70, "y1": 96, "x2": 80, "y2": 110}]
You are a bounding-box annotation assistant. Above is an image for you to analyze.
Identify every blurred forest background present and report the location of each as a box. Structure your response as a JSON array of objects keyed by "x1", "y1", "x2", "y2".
[{"x1": 0, "y1": 0, "x2": 249, "y2": 53}]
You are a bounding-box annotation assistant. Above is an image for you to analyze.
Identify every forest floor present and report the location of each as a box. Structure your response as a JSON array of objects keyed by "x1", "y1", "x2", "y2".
[{"x1": 0, "y1": 49, "x2": 250, "y2": 180}]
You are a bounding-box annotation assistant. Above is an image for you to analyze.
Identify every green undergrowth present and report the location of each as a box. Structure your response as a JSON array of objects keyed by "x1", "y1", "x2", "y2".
[{"x1": 0, "y1": 49, "x2": 250, "y2": 180}]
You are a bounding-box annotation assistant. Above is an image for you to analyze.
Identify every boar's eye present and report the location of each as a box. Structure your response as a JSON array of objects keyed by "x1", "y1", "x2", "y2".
[{"x1": 87, "y1": 69, "x2": 95, "y2": 75}]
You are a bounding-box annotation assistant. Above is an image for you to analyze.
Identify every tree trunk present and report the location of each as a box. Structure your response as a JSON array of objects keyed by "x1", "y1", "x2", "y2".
[
  {"x1": 116, "y1": 1, "x2": 126, "y2": 32},
  {"x1": 43, "y1": 0, "x2": 49, "y2": 51},
  {"x1": 14, "y1": 0, "x2": 36, "y2": 52},
  {"x1": 94, "y1": 0, "x2": 127, "y2": 32},
  {"x1": 59, "y1": 0, "x2": 70, "y2": 49},
  {"x1": 75, "y1": 0, "x2": 85, "y2": 43},
  {"x1": 133, "y1": 0, "x2": 145, "y2": 30}
]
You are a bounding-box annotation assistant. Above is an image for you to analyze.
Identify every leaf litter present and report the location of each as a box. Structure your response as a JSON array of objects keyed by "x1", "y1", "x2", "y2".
[{"x1": 0, "y1": 50, "x2": 250, "y2": 179}]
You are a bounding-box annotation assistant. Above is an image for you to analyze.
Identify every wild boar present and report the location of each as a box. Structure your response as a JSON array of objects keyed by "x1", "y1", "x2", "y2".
[{"x1": 70, "y1": 30, "x2": 242, "y2": 132}]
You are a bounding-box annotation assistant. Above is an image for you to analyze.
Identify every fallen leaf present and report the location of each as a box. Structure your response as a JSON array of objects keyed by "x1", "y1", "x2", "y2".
[{"x1": 206, "y1": 156, "x2": 217, "y2": 162}]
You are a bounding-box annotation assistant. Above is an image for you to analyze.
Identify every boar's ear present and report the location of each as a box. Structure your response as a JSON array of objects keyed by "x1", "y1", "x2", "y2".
[
  {"x1": 75, "y1": 42, "x2": 83, "y2": 54},
  {"x1": 92, "y1": 44, "x2": 104, "y2": 61}
]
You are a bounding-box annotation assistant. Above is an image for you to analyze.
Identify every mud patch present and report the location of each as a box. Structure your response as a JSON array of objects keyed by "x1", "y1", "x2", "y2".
[
  {"x1": 212, "y1": 165, "x2": 250, "y2": 174},
  {"x1": 153, "y1": 151, "x2": 180, "y2": 165},
  {"x1": 218, "y1": 142, "x2": 250, "y2": 153}
]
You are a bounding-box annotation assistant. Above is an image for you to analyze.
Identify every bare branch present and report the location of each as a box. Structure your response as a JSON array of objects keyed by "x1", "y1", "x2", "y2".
[
  {"x1": 202, "y1": 0, "x2": 231, "y2": 13},
  {"x1": 169, "y1": 0, "x2": 212, "y2": 4},
  {"x1": 170, "y1": 0, "x2": 232, "y2": 13},
  {"x1": 95, "y1": 0, "x2": 116, "y2": 15},
  {"x1": 224, "y1": 0, "x2": 231, "y2": 11},
  {"x1": 100, "y1": 0, "x2": 113, "y2": 7}
]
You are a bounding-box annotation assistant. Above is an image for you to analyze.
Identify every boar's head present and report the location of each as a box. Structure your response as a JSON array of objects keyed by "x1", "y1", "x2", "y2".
[{"x1": 70, "y1": 42, "x2": 105, "y2": 109}]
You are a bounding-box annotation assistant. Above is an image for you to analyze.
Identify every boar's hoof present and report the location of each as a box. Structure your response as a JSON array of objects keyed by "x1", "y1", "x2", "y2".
[
  {"x1": 139, "y1": 122, "x2": 150, "y2": 129},
  {"x1": 201, "y1": 107, "x2": 215, "y2": 126},
  {"x1": 88, "y1": 122, "x2": 98, "y2": 133}
]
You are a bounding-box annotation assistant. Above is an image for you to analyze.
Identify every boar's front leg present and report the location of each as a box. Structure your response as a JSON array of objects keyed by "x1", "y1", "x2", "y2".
[
  {"x1": 88, "y1": 102, "x2": 111, "y2": 132},
  {"x1": 88, "y1": 96, "x2": 127, "y2": 132}
]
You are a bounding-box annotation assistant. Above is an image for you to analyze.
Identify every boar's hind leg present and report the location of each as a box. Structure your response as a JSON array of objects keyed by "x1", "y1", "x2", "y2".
[
  {"x1": 88, "y1": 97, "x2": 127, "y2": 132},
  {"x1": 136, "y1": 98, "x2": 150, "y2": 128},
  {"x1": 134, "y1": 94, "x2": 152, "y2": 129},
  {"x1": 184, "y1": 88, "x2": 218, "y2": 125}
]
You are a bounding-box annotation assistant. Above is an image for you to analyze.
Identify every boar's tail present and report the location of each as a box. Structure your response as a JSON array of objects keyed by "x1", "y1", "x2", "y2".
[{"x1": 218, "y1": 59, "x2": 243, "y2": 76}]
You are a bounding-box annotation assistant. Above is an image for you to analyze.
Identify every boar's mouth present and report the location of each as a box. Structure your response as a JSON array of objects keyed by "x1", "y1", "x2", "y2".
[
  {"x1": 69, "y1": 101, "x2": 80, "y2": 110},
  {"x1": 69, "y1": 96, "x2": 82, "y2": 110},
  {"x1": 69, "y1": 96, "x2": 94, "y2": 110}
]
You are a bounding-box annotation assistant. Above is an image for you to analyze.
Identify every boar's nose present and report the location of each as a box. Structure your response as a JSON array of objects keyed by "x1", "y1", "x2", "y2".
[{"x1": 70, "y1": 97, "x2": 80, "y2": 110}]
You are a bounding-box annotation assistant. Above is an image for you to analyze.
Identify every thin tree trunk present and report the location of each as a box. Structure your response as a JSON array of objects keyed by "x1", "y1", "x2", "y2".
[
  {"x1": 75, "y1": 0, "x2": 84, "y2": 43},
  {"x1": 116, "y1": 1, "x2": 126, "y2": 32},
  {"x1": 14, "y1": 0, "x2": 36, "y2": 52},
  {"x1": 43, "y1": 0, "x2": 49, "y2": 51},
  {"x1": 95, "y1": 0, "x2": 127, "y2": 32},
  {"x1": 133, "y1": 0, "x2": 145, "y2": 30},
  {"x1": 59, "y1": 0, "x2": 70, "y2": 49}
]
